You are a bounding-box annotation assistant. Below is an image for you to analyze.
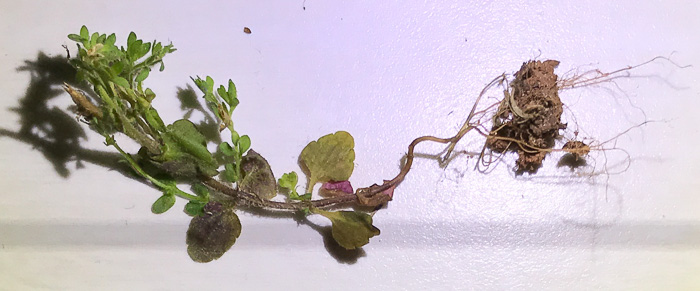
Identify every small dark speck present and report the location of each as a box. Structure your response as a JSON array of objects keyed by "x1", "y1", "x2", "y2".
[
  {"x1": 243, "y1": 27, "x2": 252, "y2": 34},
  {"x1": 465, "y1": 38, "x2": 468, "y2": 42},
  {"x1": 341, "y1": 18, "x2": 343, "y2": 20}
]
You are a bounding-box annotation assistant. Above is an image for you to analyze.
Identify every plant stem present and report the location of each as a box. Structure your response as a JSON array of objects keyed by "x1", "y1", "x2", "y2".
[
  {"x1": 109, "y1": 137, "x2": 203, "y2": 202},
  {"x1": 203, "y1": 177, "x2": 357, "y2": 210}
]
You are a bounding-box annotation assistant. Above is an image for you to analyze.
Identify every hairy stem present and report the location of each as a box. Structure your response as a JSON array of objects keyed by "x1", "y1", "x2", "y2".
[
  {"x1": 109, "y1": 137, "x2": 203, "y2": 202},
  {"x1": 203, "y1": 177, "x2": 357, "y2": 210}
]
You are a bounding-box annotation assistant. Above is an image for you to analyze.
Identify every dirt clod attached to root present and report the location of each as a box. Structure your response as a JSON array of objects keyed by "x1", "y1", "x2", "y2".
[{"x1": 486, "y1": 60, "x2": 566, "y2": 173}]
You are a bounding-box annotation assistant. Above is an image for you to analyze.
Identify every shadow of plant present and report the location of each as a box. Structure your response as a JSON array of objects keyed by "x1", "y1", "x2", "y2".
[{"x1": 1, "y1": 52, "x2": 130, "y2": 177}]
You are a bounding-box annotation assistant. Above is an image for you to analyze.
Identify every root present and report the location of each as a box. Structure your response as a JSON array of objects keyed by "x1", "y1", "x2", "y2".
[
  {"x1": 558, "y1": 55, "x2": 690, "y2": 90},
  {"x1": 372, "y1": 55, "x2": 684, "y2": 198}
]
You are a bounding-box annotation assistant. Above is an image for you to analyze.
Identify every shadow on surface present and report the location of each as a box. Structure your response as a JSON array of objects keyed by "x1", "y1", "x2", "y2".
[
  {"x1": 1, "y1": 221, "x2": 699, "y2": 250},
  {"x1": 0, "y1": 52, "x2": 133, "y2": 178}
]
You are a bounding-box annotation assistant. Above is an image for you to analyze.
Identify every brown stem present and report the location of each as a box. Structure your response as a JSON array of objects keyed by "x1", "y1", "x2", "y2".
[
  {"x1": 203, "y1": 177, "x2": 357, "y2": 210},
  {"x1": 357, "y1": 76, "x2": 509, "y2": 198}
]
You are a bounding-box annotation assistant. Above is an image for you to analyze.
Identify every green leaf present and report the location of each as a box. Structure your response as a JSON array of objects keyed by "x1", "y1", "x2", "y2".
[
  {"x1": 238, "y1": 149, "x2": 276, "y2": 199},
  {"x1": 222, "y1": 163, "x2": 238, "y2": 182},
  {"x1": 186, "y1": 203, "x2": 242, "y2": 263},
  {"x1": 144, "y1": 88, "x2": 156, "y2": 101},
  {"x1": 277, "y1": 172, "x2": 310, "y2": 201},
  {"x1": 297, "y1": 193, "x2": 312, "y2": 201},
  {"x1": 217, "y1": 85, "x2": 228, "y2": 102},
  {"x1": 112, "y1": 77, "x2": 130, "y2": 89},
  {"x1": 68, "y1": 34, "x2": 82, "y2": 42},
  {"x1": 144, "y1": 108, "x2": 165, "y2": 132},
  {"x1": 230, "y1": 131, "x2": 240, "y2": 144},
  {"x1": 229, "y1": 98, "x2": 239, "y2": 111},
  {"x1": 316, "y1": 210, "x2": 380, "y2": 250},
  {"x1": 127, "y1": 31, "x2": 137, "y2": 46},
  {"x1": 299, "y1": 131, "x2": 355, "y2": 192},
  {"x1": 165, "y1": 119, "x2": 213, "y2": 163},
  {"x1": 153, "y1": 42, "x2": 162, "y2": 54},
  {"x1": 205, "y1": 76, "x2": 214, "y2": 93},
  {"x1": 111, "y1": 61, "x2": 124, "y2": 75},
  {"x1": 159, "y1": 62, "x2": 165, "y2": 72},
  {"x1": 135, "y1": 68, "x2": 150, "y2": 83},
  {"x1": 128, "y1": 39, "x2": 143, "y2": 60},
  {"x1": 238, "y1": 135, "x2": 251, "y2": 154},
  {"x1": 160, "y1": 119, "x2": 218, "y2": 177},
  {"x1": 191, "y1": 76, "x2": 209, "y2": 94},
  {"x1": 152, "y1": 194, "x2": 176, "y2": 214},
  {"x1": 278, "y1": 171, "x2": 298, "y2": 191},
  {"x1": 184, "y1": 201, "x2": 206, "y2": 217},
  {"x1": 105, "y1": 33, "x2": 116, "y2": 46},
  {"x1": 227, "y1": 80, "x2": 237, "y2": 105},
  {"x1": 90, "y1": 32, "x2": 99, "y2": 46},
  {"x1": 192, "y1": 183, "x2": 210, "y2": 198},
  {"x1": 141, "y1": 42, "x2": 151, "y2": 57},
  {"x1": 80, "y1": 26, "x2": 89, "y2": 40},
  {"x1": 218, "y1": 142, "x2": 235, "y2": 156}
]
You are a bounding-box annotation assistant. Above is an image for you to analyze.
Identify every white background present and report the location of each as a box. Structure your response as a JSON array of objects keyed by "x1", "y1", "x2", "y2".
[{"x1": 1, "y1": 1, "x2": 699, "y2": 290}]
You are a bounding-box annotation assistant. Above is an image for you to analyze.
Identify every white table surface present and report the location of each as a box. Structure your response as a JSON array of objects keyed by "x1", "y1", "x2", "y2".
[{"x1": 1, "y1": 1, "x2": 699, "y2": 290}]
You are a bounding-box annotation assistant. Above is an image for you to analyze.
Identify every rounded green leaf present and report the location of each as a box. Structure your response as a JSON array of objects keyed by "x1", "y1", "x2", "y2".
[
  {"x1": 278, "y1": 171, "x2": 298, "y2": 191},
  {"x1": 317, "y1": 210, "x2": 380, "y2": 250},
  {"x1": 127, "y1": 31, "x2": 137, "y2": 46},
  {"x1": 135, "y1": 68, "x2": 150, "y2": 83},
  {"x1": 80, "y1": 26, "x2": 89, "y2": 40},
  {"x1": 239, "y1": 135, "x2": 251, "y2": 154},
  {"x1": 184, "y1": 201, "x2": 206, "y2": 217},
  {"x1": 68, "y1": 34, "x2": 83, "y2": 42},
  {"x1": 152, "y1": 194, "x2": 176, "y2": 214},
  {"x1": 230, "y1": 131, "x2": 240, "y2": 144},
  {"x1": 299, "y1": 131, "x2": 355, "y2": 191},
  {"x1": 192, "y1": 183, "x2": 210, "y2": 198},
  {"x1": 218, "y1": 142, "x2": 235, "y2": 156}
]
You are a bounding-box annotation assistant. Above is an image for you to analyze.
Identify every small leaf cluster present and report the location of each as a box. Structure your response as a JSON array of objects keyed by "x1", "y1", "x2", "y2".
[
  {"x1": 69, "y1": 26, "x2": 175, "y2": 89},
  {"x1": 278, "y1": 171, "x2": 311, "y2": 201},
  {"x1": 66, "y1": 26, "x2": 213, "y2": 216},
  {"x1": 191, "y1": 76, "x2": 250, "y2": 184}
]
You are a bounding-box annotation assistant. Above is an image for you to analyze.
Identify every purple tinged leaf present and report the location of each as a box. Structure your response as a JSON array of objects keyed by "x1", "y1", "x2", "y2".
[
  {"x1": 186, "y1": 202, "x2": 241, "y2": 263},
  {"x1": 319, "y1": 180, "x2": 353, "y2": 197}
]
